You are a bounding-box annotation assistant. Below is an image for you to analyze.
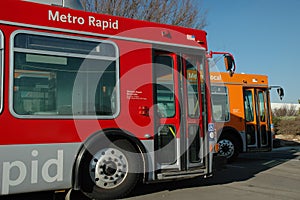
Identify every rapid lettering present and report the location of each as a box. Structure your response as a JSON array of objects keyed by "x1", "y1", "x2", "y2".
[{"x1": 1, "y1": 150, "x2": 63, "y2": 195}]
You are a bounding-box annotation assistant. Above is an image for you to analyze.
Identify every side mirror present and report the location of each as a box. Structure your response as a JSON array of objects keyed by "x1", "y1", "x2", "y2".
[
  {"x1": 269, "y1": 86, "x2": 284, "y2": 100},
  {"x1": 224, "y1": 55, "x2": 234, "y2": 72},
  {"x1": 208, "y1": 51, "x2": 236, "y2": 76},
  {"x1": 277, "y1": 87, "x2": 284, "y2": 100}
]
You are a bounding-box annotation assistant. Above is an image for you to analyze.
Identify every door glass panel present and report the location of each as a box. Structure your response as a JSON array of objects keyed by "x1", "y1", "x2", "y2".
[
  {"x1": 156, "y1": 125, "x2": 177, "y2": 164},
  {"x1": 261, "y1": 125, "x2": 267, "y2": 145},
  {"x1": 154, "y1": 55, "x2": 175, "y2": 118},
  {"x1": 246, "y1": 125, "x2": 256, "y2": 145},
  {"x1": 258, "y1": 91, "x2": 266, "y2": 122},
  {"x1": 244, "y1": 90, "x2": 254, "y2": 122},
  {"x1": 188, "y1": 125, "x2": 201, "y2": 163},
  {"x1": 185, "y1": 56, "x2": 200, "y2": 118}
]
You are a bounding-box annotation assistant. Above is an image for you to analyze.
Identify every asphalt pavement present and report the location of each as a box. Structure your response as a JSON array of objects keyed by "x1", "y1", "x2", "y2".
[{"x1": 124, "y1": 146, "x2": 300, "y2": 200}]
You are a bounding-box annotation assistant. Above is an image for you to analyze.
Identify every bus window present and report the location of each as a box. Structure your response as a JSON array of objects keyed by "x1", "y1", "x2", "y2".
[
  {"x1": 211, "y1": 86, "x2": 229, "y2": 122},
  {"x1": 0, "y1": 30, "x2": 3, "y2": 113},
  {"x1": 12, "y1": 33, "x2": 119, "y2": 117},
  {"x1": 154, "y1": 55, "x2": 175, "y2": 118},
  {"x1": 244, "y1": 90, "x2": 254, "y2": 122}
]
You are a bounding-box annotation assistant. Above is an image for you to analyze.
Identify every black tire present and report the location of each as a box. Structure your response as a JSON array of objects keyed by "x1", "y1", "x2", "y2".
[
  {"x1": 80, "y1": 139, "x2": 142, "y2": 200},
  {"x1": 218, "y1": 134, "x2": 240, "y2": 162}
]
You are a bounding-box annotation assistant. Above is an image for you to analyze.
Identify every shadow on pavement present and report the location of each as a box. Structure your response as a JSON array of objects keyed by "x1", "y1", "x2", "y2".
[{"x1": 273, "y1": 138, "x2": 300, "y2": 148}]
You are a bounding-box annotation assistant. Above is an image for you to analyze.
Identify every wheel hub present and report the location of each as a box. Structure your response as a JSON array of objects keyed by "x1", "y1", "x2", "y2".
[
  {"x1": 218, "y1": 139, "x2": 234, "y2": 158},
  {"x1": 102, "y1": 161, "x2": 117, "y2": 176},
  {"x1": 89, "y1": 148, "x2": 129, "y2": 189}
]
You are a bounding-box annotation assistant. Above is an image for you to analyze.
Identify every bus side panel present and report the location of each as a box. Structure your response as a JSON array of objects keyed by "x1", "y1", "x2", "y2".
[
  {"x1": 0, "y1": 143, "x2": 81, "y2": 195},
  {"x1": 114, "y1": 40, "x2": 155, "y2": 140},
  {"x1": 227, "y1": 85, "x2": 245, "y2": 132}
]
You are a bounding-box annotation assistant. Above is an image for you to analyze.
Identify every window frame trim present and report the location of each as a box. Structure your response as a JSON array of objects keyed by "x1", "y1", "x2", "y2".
[
  {"x1": 14, "y1": 48, "x2": 118, "y2": 61},
  {"x1": 0, "y1": 30, "x2": 3, "y2": 114},
  {"x1": 10, "y1": 30, "x2": 120, "y2": 119}
]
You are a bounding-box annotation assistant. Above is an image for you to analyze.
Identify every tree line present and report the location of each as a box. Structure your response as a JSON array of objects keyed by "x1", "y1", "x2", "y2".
[{"x1": 80, "y1": 0, "x2": 207, "y2": 29}]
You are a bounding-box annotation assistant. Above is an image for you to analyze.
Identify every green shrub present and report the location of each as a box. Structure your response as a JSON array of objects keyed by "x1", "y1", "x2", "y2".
[
  {"x1": 274, "y1": 116, "x2": 300, "y2": 136},
  {"x1": 272, "y1": 104, "x2": 300, "y2": 136}
]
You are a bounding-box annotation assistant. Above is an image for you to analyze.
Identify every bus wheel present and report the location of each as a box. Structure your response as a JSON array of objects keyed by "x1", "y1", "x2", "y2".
[
  {"x1": 218, "y1": 135, "x2": 239, "y2": 162},
  {"x1": 80, "y1": 139, "x2": 142, "y2": 200}
]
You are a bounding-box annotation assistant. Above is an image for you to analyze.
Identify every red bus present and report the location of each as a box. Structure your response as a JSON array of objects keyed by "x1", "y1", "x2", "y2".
[{"x1": 0, "y1": 0, "x2": 235, "y2": 199}]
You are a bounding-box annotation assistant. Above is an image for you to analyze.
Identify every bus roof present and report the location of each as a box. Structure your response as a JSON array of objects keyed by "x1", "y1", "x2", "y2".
[
  {"x1": 0, "y1": 0, "x2": 208, "y2": 49},
  {"x1": 211, "y1": 72, "x2": 269, "y2": 87}
]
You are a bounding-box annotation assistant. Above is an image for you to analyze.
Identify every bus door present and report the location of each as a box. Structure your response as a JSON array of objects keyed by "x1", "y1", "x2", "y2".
[
  {"x1": 256, "y1": 89, "x2": 271, "y2": 148},
  {"x1": 154, "y1": 52, "x2": 205, "y2": 177},
  {"x1": 244, "y1": 88, "x2": 271, "y2": 150},
  {"x1": 183, "y1": 55, "x2": 205, "y2": 170}
]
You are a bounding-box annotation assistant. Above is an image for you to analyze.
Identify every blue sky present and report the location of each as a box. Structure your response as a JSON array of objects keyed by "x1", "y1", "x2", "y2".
[{"x1": 202, "y1": 0, "x2": 300, "y2": 103}]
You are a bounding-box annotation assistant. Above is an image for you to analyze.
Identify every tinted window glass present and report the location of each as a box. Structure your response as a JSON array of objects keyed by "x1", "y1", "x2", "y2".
[
  {"x1": 244, "y1": 90, "x2": 254, "y2": 122},
  {"x1": 211, "y1": 86, "x2": 229, "y2": 121},
  {"x1": 154, "y1": 55, "x2": 175, "y2": 118},
  {"x1": 13, "y1": 33, "x2": 118, "y2": 117}
]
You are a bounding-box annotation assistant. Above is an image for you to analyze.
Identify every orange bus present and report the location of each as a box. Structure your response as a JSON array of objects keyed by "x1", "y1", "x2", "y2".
[{"x1": 210, "y1": 72, "x2": 283, "y2": 161}]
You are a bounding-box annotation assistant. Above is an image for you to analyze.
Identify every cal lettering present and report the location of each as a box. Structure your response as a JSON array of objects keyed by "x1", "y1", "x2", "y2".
[{"x1": 210, "y1": 75, "x2": 222, "y2": 81}]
